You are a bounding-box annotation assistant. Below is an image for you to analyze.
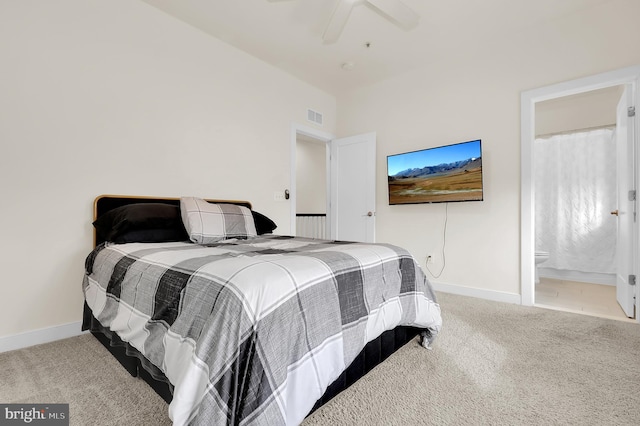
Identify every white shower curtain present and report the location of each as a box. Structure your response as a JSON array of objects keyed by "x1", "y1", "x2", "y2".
[{"x1": 534, "y1": 128, "x2": 617, "y2": 274}]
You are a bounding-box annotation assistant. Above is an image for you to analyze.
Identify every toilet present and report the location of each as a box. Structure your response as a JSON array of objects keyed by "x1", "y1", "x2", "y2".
[{"x1": 534, "y1": 251, "x2": 549, "y2": 284}]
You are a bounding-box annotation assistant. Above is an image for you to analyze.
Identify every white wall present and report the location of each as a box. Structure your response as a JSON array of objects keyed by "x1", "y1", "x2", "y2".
[
  {"x1": 0, "y1": 0, "x2": 335, "y2": 339},
  {"x1": 336, "y1": 0, "x2": 640, "y2": 298},
  {"x1": 536, "y1": 86, "x2": 622, "y2": 136}
]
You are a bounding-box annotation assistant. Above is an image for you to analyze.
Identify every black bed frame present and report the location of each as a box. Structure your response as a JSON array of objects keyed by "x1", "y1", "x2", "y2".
[{"x1": 83, "y1": 195, "x2": 423, "y2": 416}]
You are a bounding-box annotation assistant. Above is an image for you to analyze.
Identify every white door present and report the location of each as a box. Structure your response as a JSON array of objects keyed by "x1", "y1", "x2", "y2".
[
  {"x1": 615, "y1": 84, "x2": 636, "y2": 318},
  {"x1": 330, "y1": 132, "x2": 376, "y2": 242}
]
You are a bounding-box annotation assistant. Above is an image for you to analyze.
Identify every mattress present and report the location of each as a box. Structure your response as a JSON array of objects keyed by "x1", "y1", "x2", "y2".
[{"x1": 83, "y1": 235, "x2": 442, "y2": 425}]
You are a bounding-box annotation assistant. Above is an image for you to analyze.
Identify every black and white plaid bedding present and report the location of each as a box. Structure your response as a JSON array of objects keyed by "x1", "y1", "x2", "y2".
[{"x1": 83, "y1": 236, "x2": 442, "y2": 425}]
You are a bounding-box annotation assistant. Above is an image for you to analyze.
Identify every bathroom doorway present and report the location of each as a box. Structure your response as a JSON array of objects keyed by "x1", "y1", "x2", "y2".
[
  {"x1": 533, "y1": 86, "x2": 631, "y2": 321},
  {"x1": 521, "y1": 65, "x2": 640, "y2": 323}
]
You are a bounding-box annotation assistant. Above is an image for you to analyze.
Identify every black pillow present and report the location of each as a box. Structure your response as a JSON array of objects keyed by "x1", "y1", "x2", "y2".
[
  {"x1": 251, "y1": 210, "x2": 277, "y2": 235},
  {"x1": 93, "y1": 203, "x2": 184, "y2": 242},
  {"x1": 112, "y1": 228, "x2": 188, "y2": 244}
]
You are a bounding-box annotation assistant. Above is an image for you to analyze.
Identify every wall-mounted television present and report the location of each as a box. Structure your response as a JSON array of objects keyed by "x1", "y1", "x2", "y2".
[{"x1": 387, "y1": 139, "x2": 483, "y2": 205}]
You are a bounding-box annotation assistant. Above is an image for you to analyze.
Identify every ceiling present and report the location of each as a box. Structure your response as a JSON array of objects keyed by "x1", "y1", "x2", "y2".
[{"x1": 141, "y1": 0, "x2": 612, "y2": 95}]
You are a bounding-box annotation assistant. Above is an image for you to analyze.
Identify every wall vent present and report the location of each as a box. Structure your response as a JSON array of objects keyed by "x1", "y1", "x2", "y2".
[{"x1": 307, "y1": 108, "x2": 323, "y2": 126}]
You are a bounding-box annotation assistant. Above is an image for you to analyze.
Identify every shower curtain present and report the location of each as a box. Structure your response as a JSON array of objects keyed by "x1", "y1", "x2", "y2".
[{"x1": 534, "y1": 128, "x2": 617, "y2": 274}]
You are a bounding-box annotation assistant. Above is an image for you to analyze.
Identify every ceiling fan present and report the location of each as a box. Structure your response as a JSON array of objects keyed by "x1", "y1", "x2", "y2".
[{"x1": 268, "y1": 0, "x2": 420, "y2": 44}]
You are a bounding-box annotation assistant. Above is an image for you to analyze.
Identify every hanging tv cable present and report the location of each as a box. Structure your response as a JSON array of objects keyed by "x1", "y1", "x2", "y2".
[{"x1": 426, "y1": 202, "x2": 448, "y2": 278}]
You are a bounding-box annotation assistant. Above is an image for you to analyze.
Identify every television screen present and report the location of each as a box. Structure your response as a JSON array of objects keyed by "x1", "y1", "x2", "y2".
[{"x1": 387, "y1": 139, "x2": 483, "y2": 205}]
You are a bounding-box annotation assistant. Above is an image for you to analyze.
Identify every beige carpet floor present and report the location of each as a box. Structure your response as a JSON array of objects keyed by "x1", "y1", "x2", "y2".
[{"x1": 2, "y1": 292, "x2": 640, "y2": 425}]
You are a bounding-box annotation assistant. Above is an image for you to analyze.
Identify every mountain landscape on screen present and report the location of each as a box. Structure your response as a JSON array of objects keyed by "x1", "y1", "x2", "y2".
[
  {"x1": 390, "y1": 157, "x2": 482, "y2": 180},
  {"x1": 387, "y1": 140, "x2": 483, "y2": 204}
]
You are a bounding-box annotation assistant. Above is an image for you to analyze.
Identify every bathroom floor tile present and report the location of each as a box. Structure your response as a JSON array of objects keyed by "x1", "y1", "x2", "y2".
[
  {"x1": 534, "y1": 284, "x2": 558, "y2": 298},
  {"x1": 535, "y1": 294, "x2": 560, "y2": 306},
  {"x1": 535, "y1": 278, "x2": 634, "y2": 322}
]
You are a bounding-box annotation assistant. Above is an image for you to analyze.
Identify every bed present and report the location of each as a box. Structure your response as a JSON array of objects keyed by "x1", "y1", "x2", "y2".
[{"x1": 82, "y1": 195, "x2": 442, "y2": 425}]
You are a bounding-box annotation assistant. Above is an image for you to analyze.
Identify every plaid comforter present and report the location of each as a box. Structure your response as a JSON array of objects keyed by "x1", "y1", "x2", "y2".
[{"x1": 83, "y1": 236, "x2": 442, "y2": 425}]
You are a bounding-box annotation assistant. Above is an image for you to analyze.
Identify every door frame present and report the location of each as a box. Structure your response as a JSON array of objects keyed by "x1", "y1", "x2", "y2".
[
  {"x1": 520, "y1": 65, "x2": 640, "y2": 322},
  {"x1": 290, "y1": 123, "x2": 335, "y2": 236},
  {"x1": 616, "y1": 85, "x2": 636, "y2": 317}
]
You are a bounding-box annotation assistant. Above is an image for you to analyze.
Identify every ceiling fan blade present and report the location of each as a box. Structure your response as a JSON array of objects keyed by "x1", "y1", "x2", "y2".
[
  {"x1": 365, "y1": 0, "x2": 419, "y2": 29},
  {"x1": 323, "y1": 0, "x2": 358, "y2": 44}
]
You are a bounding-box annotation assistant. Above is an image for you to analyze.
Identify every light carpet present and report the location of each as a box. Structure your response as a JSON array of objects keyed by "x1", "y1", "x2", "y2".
[{"x1": 1, "y1": 292, "x2": 639, "y2": 425}]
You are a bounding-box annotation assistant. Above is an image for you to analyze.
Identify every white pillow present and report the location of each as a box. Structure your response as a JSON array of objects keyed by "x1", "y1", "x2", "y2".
[{"x1": 180, "y1": 197, "x2": 257, "y2": 244}]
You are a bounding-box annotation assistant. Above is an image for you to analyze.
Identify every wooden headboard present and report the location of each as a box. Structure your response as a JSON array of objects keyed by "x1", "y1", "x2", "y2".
[{"x1": 93, "y1": 195, "x2": 253, "y2": 246}]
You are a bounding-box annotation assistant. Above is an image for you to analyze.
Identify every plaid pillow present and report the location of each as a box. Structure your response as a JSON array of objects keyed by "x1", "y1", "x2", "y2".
[{"x1": 180, "y1": 197, "x2": 257, "y2": 244}]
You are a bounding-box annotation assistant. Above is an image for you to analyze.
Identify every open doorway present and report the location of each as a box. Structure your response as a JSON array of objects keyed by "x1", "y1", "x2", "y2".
[
  {"x1": 290, "y1": 125, "x2": 377, "y2": 242},
  {"x1": 521, "y1": 65, "x2": 640, "y2": 323},
  {"x1": 296, "y1": 134, "x2": 329, "y2": 238},
  {"x1": 289, "y1": 123, "x2": 333, "y2": 238},
  {"x1": 533, "y1": 86, "x2": 631, "y2": 321}
]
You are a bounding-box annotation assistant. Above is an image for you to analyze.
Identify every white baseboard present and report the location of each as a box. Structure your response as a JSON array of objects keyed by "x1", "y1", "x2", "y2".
[
  {"x1": 432, "y1": 281, "x2": 522, "y2": 305},
  {"x1": 0, "y1": 321, "x2": 86, "y2": 354}
]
